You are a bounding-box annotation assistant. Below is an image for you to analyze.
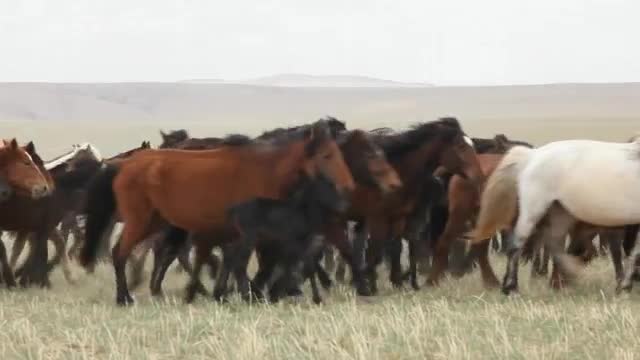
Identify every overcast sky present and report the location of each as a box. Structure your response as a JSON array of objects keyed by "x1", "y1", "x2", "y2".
[{"x1": 1, "y1": 0, "x2": 638, "y2": 85}]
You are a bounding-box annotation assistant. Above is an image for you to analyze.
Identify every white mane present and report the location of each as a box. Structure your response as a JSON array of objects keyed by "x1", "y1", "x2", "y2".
[{"x1": 45, "y1": 143, "x2": 103, "y2": 170}]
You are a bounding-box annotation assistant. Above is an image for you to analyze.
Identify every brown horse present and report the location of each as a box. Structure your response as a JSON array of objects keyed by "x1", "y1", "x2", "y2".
[
  {"x1": 423, "y1": 136, "x2": 534, "y2": 287},
  {"x1": 423, "y1": 154, "x2": 506, "y2": 287},
  {"x1": 325, "y1": 118, "x2": 483, "y2": 295},
  {"x1": 0, "y1": 139, "x2": 53, "y2": 287},
  {"x1": 80, "y1": 120, "x2": 356, "y2": 305}
]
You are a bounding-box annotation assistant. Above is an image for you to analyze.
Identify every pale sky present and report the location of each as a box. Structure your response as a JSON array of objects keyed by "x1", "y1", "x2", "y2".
[{"x1": 1, "y1": 0, "x2": 639, "y2": 85}]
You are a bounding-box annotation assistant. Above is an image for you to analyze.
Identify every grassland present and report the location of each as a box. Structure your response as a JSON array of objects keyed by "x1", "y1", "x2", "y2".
[{"x1": 0, "y1": 254, "x2": 638, "y2": 360}]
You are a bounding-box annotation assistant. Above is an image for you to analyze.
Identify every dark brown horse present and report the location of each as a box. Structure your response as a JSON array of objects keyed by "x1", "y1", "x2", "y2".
[
  {"x1": 326, "y1": 118, "x2": 483, "y2": 295},
  {"x1": 80, "y1": 120, "x2": 356, "y2": 305},
  {"x1": 65, "y1": 141, "x2": 152, "y2": 262}
]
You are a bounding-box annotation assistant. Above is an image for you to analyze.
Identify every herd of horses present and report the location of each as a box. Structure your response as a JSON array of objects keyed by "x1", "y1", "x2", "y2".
[{"x1": 1, "y1": 116, "x2": 639, "y2": 306}]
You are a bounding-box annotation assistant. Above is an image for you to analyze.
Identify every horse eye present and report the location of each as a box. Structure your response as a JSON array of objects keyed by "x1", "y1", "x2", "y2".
[
  {"x1": 324, "y1": 153, "x2": 332, "y2": 160},
  {"x1": 24, "y1": 160, "x2": 31, "y2": 165}
]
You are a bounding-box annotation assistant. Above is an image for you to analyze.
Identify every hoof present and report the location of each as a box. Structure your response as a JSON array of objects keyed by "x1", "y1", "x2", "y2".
[
  {"x1": 356, "y1": 283, "x2": 373, "y2": 297},
  {"x1": 116, "y1": 294, "x2": 135, "y2": 306},
  {"x1": 616, "y1": 282, "x2": 632, "y2": 295},
  {"x1": 312, "y1": 295, "x2": 323, "y2": 305},
  {"x1": 501, "y1": 282, "x2": 518, "y2": 296},
  {"x1": 410, "y1": 279, "x2": 420, "y2": 291}
]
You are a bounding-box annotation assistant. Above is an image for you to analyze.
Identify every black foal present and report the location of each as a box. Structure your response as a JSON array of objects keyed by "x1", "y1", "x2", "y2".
[{"x1": 228, "y1": 175, "x2": 347, "y2": 304}]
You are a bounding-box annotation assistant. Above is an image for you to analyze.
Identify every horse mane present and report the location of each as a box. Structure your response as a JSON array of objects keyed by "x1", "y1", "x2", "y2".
[
  {"x1": 220, "y1": 134, "x2": 252, "y2": 146},
  {"x1": 472, "y1": 134, "x2": 534, "y2": 154},
  {"x1": 53, "y1": 157, "x2": 103, "y2": 190},
  {"x1": 258, "y1": 117, "x2": 346, "y2": 141},
  {"x1": 163, "y1": 129, "x2": 189, "y2": 140},
  {"x1": 372, "y1": 117, "x2": 462, "y2": 159}
]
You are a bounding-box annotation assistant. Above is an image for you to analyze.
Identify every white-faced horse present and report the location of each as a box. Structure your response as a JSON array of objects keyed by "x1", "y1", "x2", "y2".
[{"x1": 470, "y1": 137, "x2": 640, "y2": 294}]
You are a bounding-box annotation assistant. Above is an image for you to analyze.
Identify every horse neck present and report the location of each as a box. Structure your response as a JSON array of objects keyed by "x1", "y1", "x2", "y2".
[
  {"x1": 477, "y1": 153, "x2": 504, "y2": 178},
  {"x1": 394, "y1": 140, "x2": 445, "y2": 188},
  {"x1": 259, "y1": 141, "x2": 309, "y2": 195}
]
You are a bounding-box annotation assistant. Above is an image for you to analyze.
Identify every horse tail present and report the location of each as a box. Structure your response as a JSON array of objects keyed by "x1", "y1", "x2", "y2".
[
  {"x1": 469, "y1": 146, "x2": 533, "y2": 243},
  {"x1": 79, "y1": 163, "x2": 120, "y2": 270}
]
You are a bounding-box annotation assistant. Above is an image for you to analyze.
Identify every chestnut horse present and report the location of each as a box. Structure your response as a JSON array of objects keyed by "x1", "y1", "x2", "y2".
[
  {"x1": 145, "y1": 126, "x2": 402, "y2": 299},
  {"x1": 0, "y1": 139, "x2": 52, "y2": 287},
  {"x1": 80, "y1": 120, "x2": 355, "y2": 305},
  {"x1": 8, "y1": 143, "x2": 103, "y2": 282}
]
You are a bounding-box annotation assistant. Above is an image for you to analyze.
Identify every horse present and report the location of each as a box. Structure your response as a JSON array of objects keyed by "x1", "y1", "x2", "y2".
[
  {"x1": 0, "y1": 139, "x2": 53, "y2": 286},
  {"x1": 229, "y1": 175, "x2": 346, "y2": 304},
  {"x1": 5, "y1": 143, "x2": 103, "y2": 286},
  {"x1": 80, "y1": 119, "x2": 356, "y2": 305},
  {"x1": 8, "y1": 143, "x2": 103, "y2": 279},
  {"x1": 145, "y1": 124, "x2": 402, "y2": 300},
  {"x1": 65, "y1": 141, "x2": 152, "y2": 262},
  {"x1": 419, "y1": 136, "x2": 534, "y2": 288},
  {"x1": 324, "y1": 117, "x2": 483, "y2": 295},
  {"x1": 0, "y1": 177, "x2": 12, "y2": 203},
  {"x1": 470, "y1": 137, "x2": 640, "y2": 295}
]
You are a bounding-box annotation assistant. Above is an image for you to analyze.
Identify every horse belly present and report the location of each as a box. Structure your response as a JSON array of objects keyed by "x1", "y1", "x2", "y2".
[{"x1": 560, "y1": 177, "x2": 640, "y2": 227}]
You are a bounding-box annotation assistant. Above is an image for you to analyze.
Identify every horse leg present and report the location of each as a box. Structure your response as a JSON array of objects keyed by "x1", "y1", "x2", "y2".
[
  {"x1": 49, "y1": 229, "x2": 75, "y2": 284},
  {"x1": 315, "y1": 258, "x2": 333, "y2": 290},
  {"x1": 0, "y1": 239, "x2": 16, "y2": 288},
  {"x1": 365, "y1": 218, "x2": 390, "y2": 295},
  {"x1": 323, "y1": 247, "x2": 336, "y2": 274},
  {"x1": 351, "y1": 221, "x2": 370, "y2": 294},
  {"x1": 385, "y1": 218, "x2": 406, "y2": 289},
  {"x1": 128, "y1": 234, "x2": 158, "y2": 291},
  {"x1": 427, "y1": 207, "x2": 468, "y2": 286},
  {"x1": 18, "y1": 228, "x2": 50, "y2": 288},
  {"x1": 542, "y1": 205, "x2": 579, "y2": 290},
  {"x1": 309, "y1": 270, "x2": 322, "y2": 304},
  {"x1": 9, "y1": 232, "x2": 28, "y2": 270},
  {"x1": 617, "y1": 226, "x2": 640, "y2": 292},
  {"x1": 212, "y1": 243, "x2": 236, "y2": 302},
  {"x1": 326, "y1": 221, "x2": 370, "y2": 296},
  {"x1": 385, "y1": 236, "x2": 403, "y2": 289},
  {"x1": 601, "y1": 229, "x2": 624, "y2": 282},
  {"x1": 473, "y1": 239, "x2": 500, "y2": 288},
  {"x1": 502, "y1": 195, "x2": 551, "y2": 295},
  {"x1": 407, "y1": 232, "x2": 420, "y2": 290}
]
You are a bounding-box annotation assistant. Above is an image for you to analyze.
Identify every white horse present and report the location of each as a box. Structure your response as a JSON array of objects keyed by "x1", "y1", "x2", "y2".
[{"x1": 470, "y1": 137, "x2": 640, "y2": 294}]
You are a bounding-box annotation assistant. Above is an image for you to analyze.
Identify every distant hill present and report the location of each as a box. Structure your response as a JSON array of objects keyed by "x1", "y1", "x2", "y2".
[
  {"x1": 243, "y1": 74, "x2": 432, "y2": 88},
  {"x1": 180, "y1": 73, "x2": 433, "y2": 88},
  {"x1": 0, "y1": 82, "x2": 638, "y2": 131}
]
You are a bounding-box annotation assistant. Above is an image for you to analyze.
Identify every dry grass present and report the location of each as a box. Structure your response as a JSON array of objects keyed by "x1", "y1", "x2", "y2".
[{"x1": 1, "y1": 252, "x2": 639, "y2": 360}]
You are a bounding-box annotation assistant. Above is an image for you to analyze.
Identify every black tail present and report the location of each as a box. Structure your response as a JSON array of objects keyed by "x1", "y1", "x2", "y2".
[{"x1": 79, "y1": 163, "x2": 119, "y2": 269}]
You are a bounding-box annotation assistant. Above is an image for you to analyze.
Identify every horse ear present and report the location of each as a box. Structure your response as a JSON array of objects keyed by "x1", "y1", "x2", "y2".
[
  {"x1": 160, "y1": 130, "x2": 167, "y2": 139},
  {"x1": 494, "y1": 134, "x2": 508, "y2": 144},
  {"x1": 25, "y1": 141, "x2": 35, "y2": 153},
  {"x1": 304, "y1": 126, "x2": 315, "y2": 141},
  {"x1": 9, "y1": 138, "x2": 18, "y2": 150}
]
